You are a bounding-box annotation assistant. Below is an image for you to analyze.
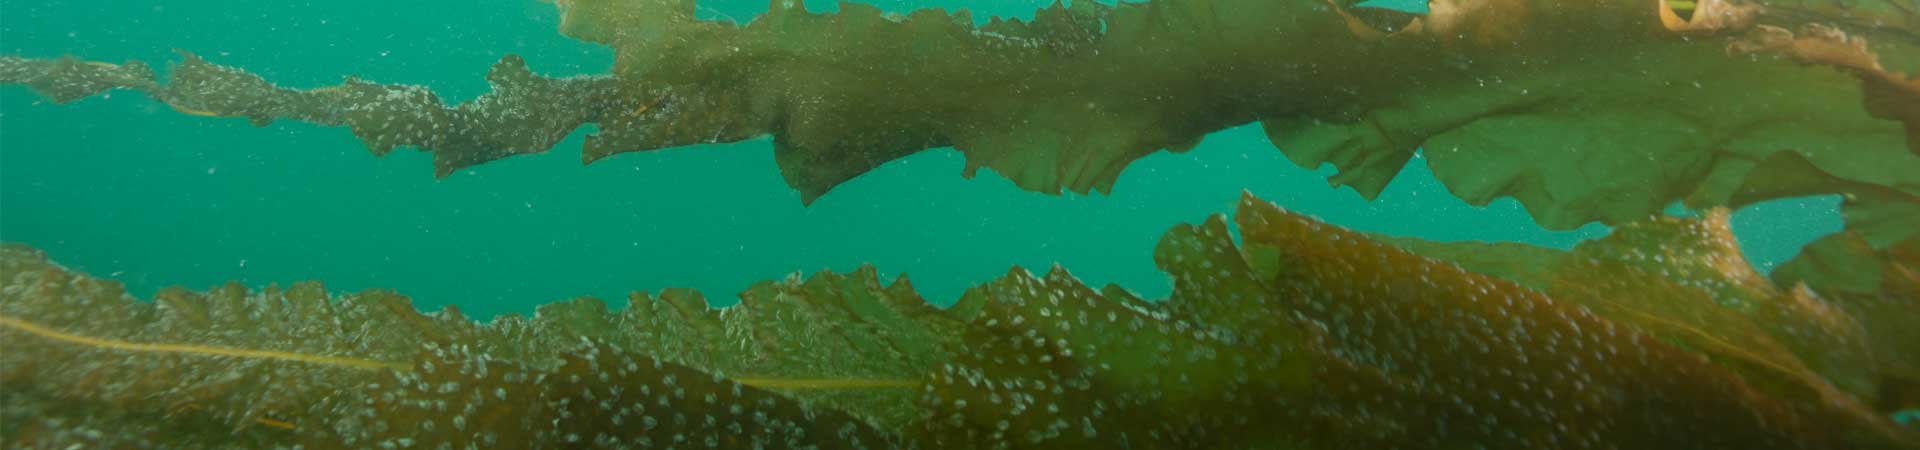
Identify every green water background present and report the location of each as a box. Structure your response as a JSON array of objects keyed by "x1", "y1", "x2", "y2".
[{"x1": 0, "y1": 0, "x2": 1840, "y2": 319}]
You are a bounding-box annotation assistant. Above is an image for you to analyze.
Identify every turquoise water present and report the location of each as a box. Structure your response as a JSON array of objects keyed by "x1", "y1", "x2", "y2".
[{"x1": 0, "y1": 0, "x2": 1839, "y2": 320}]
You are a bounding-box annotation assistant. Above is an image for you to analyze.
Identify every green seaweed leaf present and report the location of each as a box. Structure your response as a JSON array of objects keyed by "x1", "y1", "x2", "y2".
[
  {"x1": 6, "y1": 192, "x2": 1917, "y2": 448},
  {"x1": 3, "y1": 0, "x2": 1914, "y2": 239}
]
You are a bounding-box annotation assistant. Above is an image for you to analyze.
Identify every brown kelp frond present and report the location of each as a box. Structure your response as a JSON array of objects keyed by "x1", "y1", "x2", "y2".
[
  {"x1": 0, "y1": 53, "x2": 624, "y2": 177},
  {"x1": 6, "y1": 192, "x2": 1918, "y2": 448},
  {"x1": 1232, "y1": 193, "x2": 1915, "y2": 448},
  {"x1": 1546, "y1": 210, "x2": 1883, "y2": 413},
  {"x1": 1729, "y1": 151, "x2": 1920, "y2": 248},
  {"x1": 1374, "y1": 208, "x2": 1901, "y2": 410},
  {"x1": 1731, "y1": 22, "x2": 1920, "y2": 155},
  {"x1": 0, "y1": 243, "x2": 928, "y2": 448},
  {"x1": 1774, "y1": 231, "x2": 1920, "y2": 414},
  {"x1": 0, "y1": 315, "x2": 411, "y2": 371},
  {"x1": 0, "y1": 314, "x2": 915, "y2": 391},
  {"x1": 3, "y1": 0, "x2": 1916, "y2": 239}
]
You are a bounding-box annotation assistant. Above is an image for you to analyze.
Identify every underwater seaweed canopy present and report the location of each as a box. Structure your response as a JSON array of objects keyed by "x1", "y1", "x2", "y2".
[
  {"x1": 1545, "y1": 209, "x2": 1883, "y2": 399},
  {"x1": 516, "y1": 266, "x2": 967, "y2": 430},
  {"x1": 0, "y1": 52, "x2": 622, "y2": 177},
  {"x1": 6, "y1": 191, "x2": 1919, "y2": 449},
  {"x1": 296, "y1": 342, "x2": 906, "y2": 449},
  {"x1": 0, "y1": 244, "x2": 924, "y2": 449},
  {"x1": 3, "y1": 0, "x2": 1917, "y2": 241},
  {"x1": 0, "y1": 245, "x2": 443, "y2": 448},
  {"x1": 1367, "y1": 207, "x2": 1910, "y2": 415},
  {"x1": 1225, "y1": 192, "x2": 1916, "y2": 449},
  {"x1": 1771, "y1": 230, "x2": 1920, "y2": 415},
  {"x1": 915, "y1": 262, "x2": 1324, "y2": 449}
]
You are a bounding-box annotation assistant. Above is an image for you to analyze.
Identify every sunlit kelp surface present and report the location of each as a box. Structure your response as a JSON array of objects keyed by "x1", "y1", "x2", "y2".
[
  {"x1": 2, "y1": 0, "x2": 1917, "y2": 244},
  {"x1": 3, "y1": 192, "x2": 1914, "y2": 449}
]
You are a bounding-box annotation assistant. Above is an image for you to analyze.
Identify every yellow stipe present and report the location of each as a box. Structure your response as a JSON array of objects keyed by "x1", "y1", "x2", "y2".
[
  {"x1": 254, "y1": 417, "x2": 297, "y2": 430},
  {"x1": 0, "y1": 314, "x2": 411, "y2": 371},
  {"x1": 734, "y1": 378, "x2": 918, "y2": 390},
  {"x1": 629, "y1": 96, "x2": 665, "y2": 117},
  {"x1": 0, "y1": 314, "x2": 915, "y2": 391},
  {"x1": 165, "y1": 102, "x2": 221, "y2": 117},
  {"x1": 174, "y1": 402, "x2": 303, "y2": 431}
]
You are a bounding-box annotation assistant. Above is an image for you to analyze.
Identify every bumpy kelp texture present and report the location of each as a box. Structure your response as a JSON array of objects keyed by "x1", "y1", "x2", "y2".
[
  {"x1": 3, "y1": 0, "x2": 1918, "y2": 241},
  {"x1": 1372, "y1": 209, "x2": 1900, "y2": 410},
  {"x1": 1771, "y1": 230, "x2": 1920, "y2": 414},
  {"x1": 5, "y1": 192, "x2": 1917, "y2": 449}
]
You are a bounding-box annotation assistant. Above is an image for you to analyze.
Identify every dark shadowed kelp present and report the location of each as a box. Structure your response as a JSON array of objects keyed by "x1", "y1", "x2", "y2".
[
  {"x1": 4, "y1": 192, "x2": 1915, "y2": 449},
  {"x1": 2, "y1": 0, "x2": 1917, "y2": 244}
]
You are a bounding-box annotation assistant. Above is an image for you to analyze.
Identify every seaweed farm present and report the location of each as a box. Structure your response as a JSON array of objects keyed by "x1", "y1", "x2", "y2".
[{"x1": 1, "y1": 0, "x2": 1918, "y2": 448}]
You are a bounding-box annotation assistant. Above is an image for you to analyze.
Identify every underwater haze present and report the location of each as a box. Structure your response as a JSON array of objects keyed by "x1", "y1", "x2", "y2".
[
  {"x1": 0, "y1": 0, "x2": 1838, "y2": 319},
  {"x1": 4, "y1": 0, "x2": 1919, "y2": 448}
]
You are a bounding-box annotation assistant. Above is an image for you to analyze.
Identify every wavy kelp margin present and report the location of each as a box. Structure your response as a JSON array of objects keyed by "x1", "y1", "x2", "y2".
[
  {"x1": 3, "y1": 0, "x2": 1918, "y2": 240},
  {"x1": 4, "y1": 192, "x2": 1916, "y2": 449}
]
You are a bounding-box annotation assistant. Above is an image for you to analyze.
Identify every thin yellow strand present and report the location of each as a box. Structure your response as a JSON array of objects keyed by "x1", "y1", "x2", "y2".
[
  {"x1": 0, "y1": 314, "x2": 915, "y2": 390},
  {"x1": 0, "y1": 314, "x2": 411, "y2": 371},
  {"x1": 253, "y1": 417, "x2": 297, "y2": 430},
  {"x1": 733, "y1": 378, "x2": 919, "y2": 390},
  {"x1": 163, "y1": 102, "x2": 220, "y2": 117}
]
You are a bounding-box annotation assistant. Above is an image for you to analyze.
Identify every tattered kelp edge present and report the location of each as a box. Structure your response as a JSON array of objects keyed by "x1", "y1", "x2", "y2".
[
  {"x1": 3, "y1": 0, "x2": 1918, "y2": 244},
  {"x1": 3, "y1": 192, "x2": 1916, "y2": 449}
]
